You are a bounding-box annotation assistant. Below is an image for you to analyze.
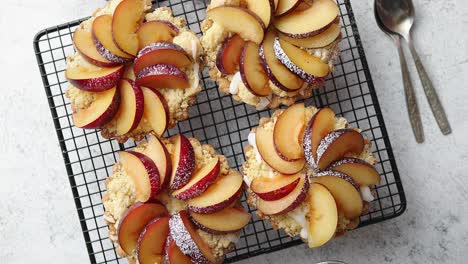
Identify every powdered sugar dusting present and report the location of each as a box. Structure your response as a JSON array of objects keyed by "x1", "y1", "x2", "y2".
[
  {"x1": 273, "y1": 36, "x2": 316, "y2": 83},
  {"x1": 93, "y1": 37, "x2": 132, "y2": 64},
  {"x1": 170, "y1": 134, "x2": 195, "y2": 190},
  {"x1": 137, "y1": 64, "x2": 187, "y2": 81},
  {"x1": 169, "y1": 212, "x2": 210, "y2": 264},
  {"x1": 329, "y1": 157, "x2": 373, "y2": 172},
  {"x1": 315, "y1": 129, "x2": 347, "y2": 166},
  {"x1": 315, "y1": 170, "x2": 359, "y2": 190},
  {"x1": 302, "y1": 120, "x2": 317, "y2": 169},
  {"x1": 137, "y1": 41, "x2": 186, "y2": 59},
  {"x1": 67, "y1": 64, "x2": 124, "y2": 91}
]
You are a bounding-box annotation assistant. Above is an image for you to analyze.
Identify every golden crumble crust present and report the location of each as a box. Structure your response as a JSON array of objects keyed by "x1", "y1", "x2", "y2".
[
  {"x1": 242, "y1": 106, "x2": 377, "y2": 243},
  {"x1": 66, "y1": 3, "x2": 203, "y2": 143},
  {"x1": 200, "y1": 0, "x2": 341, "y2": 109},
  {"x1": 102, "y1": 134, "x2": 241, "y2": 262}
]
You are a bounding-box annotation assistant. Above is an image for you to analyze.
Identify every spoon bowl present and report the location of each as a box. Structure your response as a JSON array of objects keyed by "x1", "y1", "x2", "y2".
[{"x1": 375, "y1": 0, "x2": 414, "y2": 39}]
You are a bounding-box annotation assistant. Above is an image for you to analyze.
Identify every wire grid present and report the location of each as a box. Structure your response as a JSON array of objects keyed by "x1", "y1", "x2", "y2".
[{"x1": 33, "y1": 0, "x2": 406, "y2": 263}]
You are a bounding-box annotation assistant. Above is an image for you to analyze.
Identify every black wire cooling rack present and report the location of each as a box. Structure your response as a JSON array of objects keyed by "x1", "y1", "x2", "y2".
[{"x1": 33, "y1": 0, "x2": 406, "y2": 263}]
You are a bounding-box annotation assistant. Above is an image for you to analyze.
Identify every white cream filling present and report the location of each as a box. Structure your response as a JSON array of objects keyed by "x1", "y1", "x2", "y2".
[
  {"x1": 314, "y1": 49, "x2": 322, "y2": 58},
  {"x1": 298, "y1": 81, "x2": 309, "y2": 96},
  {"x1": 268, "y1": 171, "x2": 275, "y2": 178},
  {"x1": 243, "y1": 173, "x2": 252, "y2": 187},
  {"x1": 248, "y1": 132, "x2": 262, "y2": 162},
  {"x1": 223, "y1": 233, "x2": 240, "y2": 244},
  {"x1": 288, "y1": 205, "x2": 309, "y2": 240},
  {"x1": 360, "y1": 186, "x2": 375, "y2": 202},
  {"x1": 229, "y1": 72, "x2": 241, "y2": 95},
  {"x1": 256, "y1": 94, "x2": 272, "y2": 110},
  {"x1": 191, "y1": 39, "x2": 200, "y2": 89}
]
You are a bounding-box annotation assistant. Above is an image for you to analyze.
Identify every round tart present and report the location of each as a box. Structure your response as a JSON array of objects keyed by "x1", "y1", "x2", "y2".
[
  {"x1": 242, "y1": 104, "x2": 380, "y2": 247},
  {"x1": 65, "y1": 0, "x2": 203, "y2": 143},
  {"x1": 103, "y1": 134, "x2": 250, "y2": 263},
  {"x1": 201, "y1": 0, "x2": 341, "y2": 110}
]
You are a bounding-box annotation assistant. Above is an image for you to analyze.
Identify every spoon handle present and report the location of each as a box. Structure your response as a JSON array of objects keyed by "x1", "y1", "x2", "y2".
[
  {"x1": 407, "y1": 39, "x2": 452, "y2": 135},
  {"x1": 396, "y1": 37, "x2": 424, "y2": 143}
]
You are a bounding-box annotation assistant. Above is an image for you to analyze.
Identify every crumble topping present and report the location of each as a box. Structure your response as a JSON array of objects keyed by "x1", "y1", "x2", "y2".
[
  {"x1": 67, "y1": 6, "x2": 203, "y2": 143},
  {"x1": 66, "y1": 86, "x2": 96, "y2": 110},
  {"x1": 103, "y1": 135, "x2": 239, "y2": 261},
  {"x1": 242, "y1": 106, "x2": 377, "y2": 242},
  {"x1": 201, "y1": 0, "x2": 341, "y2": 109}
]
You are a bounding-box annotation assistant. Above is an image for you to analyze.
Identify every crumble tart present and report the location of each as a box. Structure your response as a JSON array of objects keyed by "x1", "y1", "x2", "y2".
[
  {"x1": 65, "y1": 0, "x2": 203, "y2": 143},
  {"x1": 242, "y1": 104, "x2": 380, "y2": 247},
  {"x1": 201, "y1": 0, "x2": 341, "y2": 110},
  {"x1": 103, "y1": 134, "x2": 250, "y2": 263}
]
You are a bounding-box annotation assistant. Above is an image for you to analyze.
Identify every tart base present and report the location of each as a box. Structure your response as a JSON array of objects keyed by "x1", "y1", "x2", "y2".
[
  {"x1": 102, "y1": 135, "x2": 240, "y2": 263},
  {"x1": 242, "y1": 107, "x2": 377, "y2": 245},
  {"x1": 200, "y1": 0, "x2": 341, "y2": 110}
]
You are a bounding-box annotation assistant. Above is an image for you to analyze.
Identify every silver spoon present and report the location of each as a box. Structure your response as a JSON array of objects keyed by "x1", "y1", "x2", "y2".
[
  {"x1": 375, "y1": 0, "x2": 452, "y2": 136},
  {"x1": 374, "y1": 1, "x2": 424, "y2": 143}
]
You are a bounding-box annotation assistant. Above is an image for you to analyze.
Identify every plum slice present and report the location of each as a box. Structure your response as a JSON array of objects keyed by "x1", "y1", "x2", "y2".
[
  {"x1": 136, "y1": 217, "x2": 170, "y2": 264},
  {"x1": 207, "y1": 6, "x2": 265, "y2": 44},
  {"x1": 256, "y1": 125, "x2": 306, "y2": 175},
  {"x1": 172, "y1": 158, "x2": 220, "y2": 200},
  {"x1": 169, "y1": 211, "x2": 218, "y2": 263},
  {"x1": 66, "y1": 64, "x2": 125, "y2": 92},
  {"x1": 307, "y1": 183, "x2": 338, "y2": 248},
  {"x1": 112, "y1": 0, "x2": 148, "y2": 56},
  {"x1": 314, "y1": 170, "x2": 363, "y2": 219},
  {"x1": 92, "y1": 15, "x2": 134, "y2": 63},
  {"x1": 140, "y1": 87, "x2": 169, "y2": 136},
  {"x1": 187, "y1": 171, "x2": 243, "y2": 214},
  {"x1": 73, "y1": 25, "x2": 118, "y2": 67},
  {"x1": 316, "y1": 128, "x2": 365, "y2": 170},
  {"x1": 273, "y1": 0, "x2": 339, "y2": 38},
  {"x1": 134, "y1": 42, "x2": 192, "y2": 76},
  {"x1": 257, "y1": 173, "x2": 309, "y2": 215},
  {"x1": 111, "y1": 79, "x2": 144, "y2": 135},
  {"x1": 302, "y1": 107, "x2": 335, "y2": 168},
  {"x1": 328, "y1": 158, "x2": 380, "y2": 186},
  {"x1": 169, "y1": 134, "x2": 196, "y2": 190},
  {"x1": 216, "y1": 34, "x2": 245, "y2": 75},
  {"x1": 275, "y1": 0, "x2": 301, "y2": 16},
  {"x1": 189, "y1": 207, "x2": 251, "y2": 234},
  {"x1": 259, "y1": 29, "x2": 304, "y2": 92},
  {"x1": 72, "y1": 87, "x2": 120, "y2": 129},
  {"x1": 246, "y1": 0, "x2": 274, "y2": 26},
  {"x1": 251, "y1": 173, "x2": 301, "y2": 201},
  {"x1": 240, "y1": 41, "x2": 271, "y2": 96},
  {"x1": 273, "y1": 103, "x2": 306, "y2": 160},
  {"x1": 137, "y1": 20, "x2": 179, "y2": 50},
  {"x1": 274, "y1": 36, "x2": 330, "y2": 82},
  {"x1": 119, "y1": 151, "x2": 161, "y2": 202},
  {"x1": 279, "y1": 22, "x2": 341, "y2": 49},
  {"x1": 118, "y1": 202, "x2": 168, "y2": 255},
  {"x1": 136, "y1": 64, "x2": 190, "y2": 89}
]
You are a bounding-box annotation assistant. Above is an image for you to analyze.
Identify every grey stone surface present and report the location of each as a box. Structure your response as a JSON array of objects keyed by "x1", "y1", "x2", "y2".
[{"x1": 0, "y1": 0, "x2": 467, "y2": 263}]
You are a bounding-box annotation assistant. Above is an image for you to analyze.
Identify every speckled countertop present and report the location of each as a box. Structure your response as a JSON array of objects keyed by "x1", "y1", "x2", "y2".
[{"x1": 0, "y1": 0, "x2": 467, "y2": 263}]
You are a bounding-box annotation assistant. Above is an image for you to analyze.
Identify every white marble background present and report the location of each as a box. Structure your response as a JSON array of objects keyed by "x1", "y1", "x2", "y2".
[{"x1": 1, "y1": 0, "x2": 467, "y2": 263}]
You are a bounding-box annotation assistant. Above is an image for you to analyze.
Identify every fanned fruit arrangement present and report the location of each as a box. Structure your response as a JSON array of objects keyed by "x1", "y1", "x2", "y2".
[
  {"x1": 201, "y1": 0, "x2": 342, "y2": 109},
  {"x1": 65, "y1": 0, "x2": 203, "y2": 142},
  {"x1": 242, "y1": 103, "x2": 381, "y2": 247},
  {"x1": 103, "y1": 134, "x2": 251, "y2": 263}
]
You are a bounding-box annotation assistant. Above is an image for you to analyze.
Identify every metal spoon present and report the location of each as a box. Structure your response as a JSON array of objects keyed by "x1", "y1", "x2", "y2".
[
  {"x1": 375, "y1": 0, "x2": 452, "y2": 136},
  {"x1": 374, "y1": 1, "x2": 424, "y2": 143}
]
